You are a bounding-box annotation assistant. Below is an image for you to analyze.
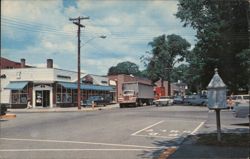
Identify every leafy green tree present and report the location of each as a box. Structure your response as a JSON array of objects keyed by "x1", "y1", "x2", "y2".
[
  {"x1": 107, "y1": 61, "x2": 140, "y2": 76},
  {"x1": 176, "y1": 0, "x2": 249, "y2": 93},
  {"x1": 142, "y1": 34, "x2": 190, "y2": 95},
  {"x1": 171, "y1": 64, "x2": 188, "y2": 82}
]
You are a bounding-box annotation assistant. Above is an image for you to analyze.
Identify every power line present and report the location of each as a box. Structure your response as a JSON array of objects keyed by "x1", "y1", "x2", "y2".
[
  {"x1": 2, "y1": 22, "x2": 74, "y2": 38},
  {"x1": 1, "y1": 18, "x2": 75, "y2": 36},
  {"x1": 2, "y1": 16, "x2": 75, "y2": 34}
]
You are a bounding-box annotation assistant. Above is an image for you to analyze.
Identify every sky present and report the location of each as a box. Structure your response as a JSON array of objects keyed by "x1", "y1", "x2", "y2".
[{"x1": 1, "y1": 0, "x2": 196, "y2": 75}]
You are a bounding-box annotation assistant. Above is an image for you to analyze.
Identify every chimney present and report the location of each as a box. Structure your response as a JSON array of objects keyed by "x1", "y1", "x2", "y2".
[
  {"x1": 20, "y1": 59, "x2": 26, "y2": 68},
  {"x1": 47, "y1": 59, "x2": 53, "y2": 68}
]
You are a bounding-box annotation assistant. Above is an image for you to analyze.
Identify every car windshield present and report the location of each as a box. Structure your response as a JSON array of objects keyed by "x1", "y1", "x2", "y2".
[
  {"x1": 174, "y1": 96, "x2": 182, "y2": 99},
  {"x1": 123, "y1": 90, "x2": 134, "y2": 96}
]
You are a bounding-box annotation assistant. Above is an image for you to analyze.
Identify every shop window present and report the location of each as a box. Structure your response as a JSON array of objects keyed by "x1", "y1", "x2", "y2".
[
  {"x1": 56, "y1": 94, "x2": 62, "y2": 103},
  {"x1": 20, "y1": 94, "x2": 27, "y2": 104},
  {"x1": 56, "y1": 84, "x2": 72, "y2": 103},
  {"x1": 12, "y1": 93, "x2": 19, "y2": 104},
  {"x1": 11, "y1": 88, "x2": 28, "y2": 104}
]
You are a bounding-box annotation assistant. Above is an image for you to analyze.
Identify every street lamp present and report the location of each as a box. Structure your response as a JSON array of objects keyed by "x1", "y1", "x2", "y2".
[
  {"x1": 77, "y1": 35, "x2": 106, "y2": 110},
  {"x1": 81, "y1": 35, "x2": 106, "y2": 47}
]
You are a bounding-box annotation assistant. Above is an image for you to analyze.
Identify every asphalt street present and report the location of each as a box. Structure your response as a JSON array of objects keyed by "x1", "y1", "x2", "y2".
[{"x1": 0, "y1": 105, "x2": 244, "y2": 159}]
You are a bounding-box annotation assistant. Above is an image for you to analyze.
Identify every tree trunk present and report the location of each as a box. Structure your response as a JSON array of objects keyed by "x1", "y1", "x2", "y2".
[{"x1": 168, "y1": 77, "x2": 171, "y2": 96}]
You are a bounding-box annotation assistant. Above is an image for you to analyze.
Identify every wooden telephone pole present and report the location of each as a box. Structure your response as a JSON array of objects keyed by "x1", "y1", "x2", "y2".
[{"x1": 69, "y1": 16, "x2": 89, "y2": 110}]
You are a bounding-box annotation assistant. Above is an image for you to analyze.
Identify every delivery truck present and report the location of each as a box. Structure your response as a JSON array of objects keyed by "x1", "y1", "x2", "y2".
[{"x1": 118, "y1": 82, "x2": 154, "y2": 108}]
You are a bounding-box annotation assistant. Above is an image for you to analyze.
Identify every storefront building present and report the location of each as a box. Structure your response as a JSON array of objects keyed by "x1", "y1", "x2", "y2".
[{"x1": 1, "y1": 59, "x2": 113, "y2": 108}]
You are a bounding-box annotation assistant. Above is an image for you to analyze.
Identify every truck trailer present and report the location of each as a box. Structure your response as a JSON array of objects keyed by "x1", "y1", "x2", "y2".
[{"x1": 118, "y1": 82, "x2": 154, "y2": 108}]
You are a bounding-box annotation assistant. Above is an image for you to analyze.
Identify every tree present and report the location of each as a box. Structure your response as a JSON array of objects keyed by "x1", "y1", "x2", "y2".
[
  {"x1": 176, "y1": 0, "x2": 250, "y2": 93},
  {"x1": 142, "y1": 34, "x2": 190, "y2": 95},
  {"x1": 107, "y1": 61, "x2": 140, "y2": 76},
  {"x1": 171, "y1": 64, "x2": 189, "y2": 83}
]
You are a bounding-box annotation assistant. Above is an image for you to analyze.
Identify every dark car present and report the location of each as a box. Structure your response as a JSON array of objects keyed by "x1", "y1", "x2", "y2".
[{"x1": 82, "y1": 96, "x2": 110, "y2": 107}]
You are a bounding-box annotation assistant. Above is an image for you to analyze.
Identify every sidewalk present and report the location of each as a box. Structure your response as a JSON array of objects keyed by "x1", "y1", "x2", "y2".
[
  {"x1": 8, "y1": 103, "x2": 119, "y2": 113},
  {"x1": 169, "y1": 138, "x2": 249, "y2": 159},
  {"x1": 169, "y1": 111, "x2": 250, "y2": 159}
]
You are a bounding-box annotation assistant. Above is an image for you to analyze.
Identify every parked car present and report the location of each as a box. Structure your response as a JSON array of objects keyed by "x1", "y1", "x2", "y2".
[
  {"x1": 233, "y1": 103, "x2": 249, "y2": 118},
  {"x1": 232, "y1": 94, "x2": 249, "y2": 105},
  {"x1": 155, "y1": 96, "x2": 174, "y2": 106},
  {"x1": 183, "y1": 95, "x2": 192, "y2": 105},
  {"x1": 173, "y1": 96, "x2": 184, "y2": 104},
  {"x1": 185, "y1": 95, "x2": 207, "y2": 106},
  {"x1": 82, "y1": 96, "x2": 110, "y2": 107}
]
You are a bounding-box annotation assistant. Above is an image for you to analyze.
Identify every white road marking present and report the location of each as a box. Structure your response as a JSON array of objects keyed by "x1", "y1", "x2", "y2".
[
  {"x1": 162, "y1": 130, "x2": 167, "y2": 132},
  {"x1": 170, "y1": 130, "x2": 179, "y2": 133},
  {"x1": 132, "y1": 134, "x2": 175, "y2": 139},
  {"x1": 0, "y1": 138, "x2": 156, "y2": 149},
  {"x1": 148, "y1": 132, "x2": 159, "y2": 136},
  {"x1": 131, "y1": 120, "x2": 164, "y2": 136},
  {"x1": 168, "y1": 134, "x2": 178, "y2": 137},
  {"x1": 0, "y1": 148, "x2": 155, "y2": 152},
  {"x1": 183, "y1": 130, "x2": 191, "y2": 133},
  {"x1": 191, "y1": 121, "x2": 205, "y2": 135}
]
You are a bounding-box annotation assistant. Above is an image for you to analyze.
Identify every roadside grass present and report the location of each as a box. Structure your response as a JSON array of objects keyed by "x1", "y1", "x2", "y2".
[{"x1": 196, "y1": 133, "x2": 250, "y2": 147}]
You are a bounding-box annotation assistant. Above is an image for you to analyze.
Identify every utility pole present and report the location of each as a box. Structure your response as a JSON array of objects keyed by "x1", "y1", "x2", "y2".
[{"x1": 69, "y1": 16, "x2": 89, "y2": 110}]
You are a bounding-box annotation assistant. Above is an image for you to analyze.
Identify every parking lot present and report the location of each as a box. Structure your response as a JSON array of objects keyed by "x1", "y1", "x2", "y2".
[{"x1": 0, "y1": 105, "x2": 210, "y2": 159}]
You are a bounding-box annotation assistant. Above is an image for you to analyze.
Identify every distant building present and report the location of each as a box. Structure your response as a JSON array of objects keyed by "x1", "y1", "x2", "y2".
[
  {"x1": 1, "y1": 58, "x2": 113, "y2": 108},
  {"x1": 82, "y1": 74, "x2": 109, "y2": 86},
  {"x1": 153, "y1": 80, "x2": 187, "y2": 97},
  {"x1": 0, "y1": 57, "x2": 32, "y2": 69},
  {"x1": 171, "y1": 80, "x2": 187, "y2": 96}
]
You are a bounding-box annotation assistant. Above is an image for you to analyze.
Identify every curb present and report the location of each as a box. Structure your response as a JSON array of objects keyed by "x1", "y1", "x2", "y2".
[
  {"x1": 8, "y1": 105, "x2": 119, "y2": 113},
  {"x1": 158, "y1": 147, "x2": 178, "y2": 159}
]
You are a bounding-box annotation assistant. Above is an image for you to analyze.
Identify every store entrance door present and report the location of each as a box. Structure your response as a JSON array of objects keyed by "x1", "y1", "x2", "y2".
[
  {"x1": 43, "y1": 90, "x2": 50, "y2": 107},
  {"x1": 35, "y1": 90, "x2": 50, "y2": 107}
]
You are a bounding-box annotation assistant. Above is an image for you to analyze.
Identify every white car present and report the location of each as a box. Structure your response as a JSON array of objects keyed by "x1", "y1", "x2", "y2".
[
  {"x1": 155, "y1": 96, "x2": 174, "y2": 106},
  {"x1": 232, "y1": 94, "x2": 249, "y2": 105}
]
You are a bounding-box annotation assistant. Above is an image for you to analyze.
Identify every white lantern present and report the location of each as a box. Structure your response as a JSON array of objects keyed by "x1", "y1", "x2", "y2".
[{"x1": 207, "y1": 68, "x2": 227, "y2": 109}]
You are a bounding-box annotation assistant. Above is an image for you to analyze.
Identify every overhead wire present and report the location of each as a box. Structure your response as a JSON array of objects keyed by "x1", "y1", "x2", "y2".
[
  {"x1": 1, "y1": 17, "x2": 76, "y2": 37},
  {"x1": 2, "y1": 16, "x2": 76, "y2": 34}
]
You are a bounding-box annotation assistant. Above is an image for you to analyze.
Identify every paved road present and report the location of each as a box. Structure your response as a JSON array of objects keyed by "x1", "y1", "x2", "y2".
[{"x1": 0, "y1": 106, "x2": 208, "y2": 159}]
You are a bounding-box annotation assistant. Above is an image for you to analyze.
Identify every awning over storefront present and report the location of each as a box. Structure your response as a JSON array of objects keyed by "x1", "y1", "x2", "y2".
[
  {"x1": 58, "y1": 82, "x2": 113, "y2": 91},
  {"x1": 5, "y1": 81, "x2": 28, "y2": 90},
  {"x1": 58, "y1": 82, "x2": 77, "y2": 89}
]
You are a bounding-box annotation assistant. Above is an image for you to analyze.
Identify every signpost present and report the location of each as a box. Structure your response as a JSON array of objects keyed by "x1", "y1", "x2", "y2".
[{"x1": 207, "y1": 68, "x2": 227, "y2": 142}]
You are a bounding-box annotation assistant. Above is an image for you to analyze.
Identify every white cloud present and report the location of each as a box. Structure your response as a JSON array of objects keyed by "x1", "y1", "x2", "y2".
[{"x1": 1, "y1": 0, "x2": 196, "y2": 75}]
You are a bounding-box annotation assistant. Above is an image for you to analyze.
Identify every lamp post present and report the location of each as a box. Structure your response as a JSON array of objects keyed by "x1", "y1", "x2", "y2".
[{"x1": 77, "y1": 35, "x2": 106, "y2": 110}]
